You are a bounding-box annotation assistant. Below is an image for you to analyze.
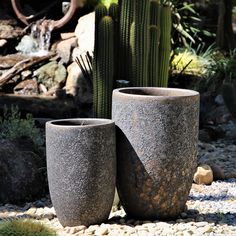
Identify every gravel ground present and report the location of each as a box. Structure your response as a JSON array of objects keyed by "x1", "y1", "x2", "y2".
[{"x1": 0, "y1": 140, "x2": 236, "y2": 236}]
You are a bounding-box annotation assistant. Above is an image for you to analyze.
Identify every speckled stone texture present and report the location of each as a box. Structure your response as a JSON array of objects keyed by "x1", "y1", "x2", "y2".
[
  {"x1": 112, "y1": 87, "x2": 200, "y2": 220},
  {"x1": 46, "y1": 119, "x2": 116, "y2": 227}
]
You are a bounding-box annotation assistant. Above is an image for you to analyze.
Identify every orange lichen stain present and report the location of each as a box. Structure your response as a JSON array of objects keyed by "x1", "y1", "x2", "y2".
[{"x1": 153, "y1": 194, "x2": 160, "y2": 202}]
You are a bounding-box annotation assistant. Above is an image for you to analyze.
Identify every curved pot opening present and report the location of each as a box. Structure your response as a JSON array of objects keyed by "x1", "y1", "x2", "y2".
[
  {"x1": 49, "y1": 119, "x2": 113, "y2": 127},
  {"x1": 118, "y1": 88, "x2": 198, "y2": 97}
]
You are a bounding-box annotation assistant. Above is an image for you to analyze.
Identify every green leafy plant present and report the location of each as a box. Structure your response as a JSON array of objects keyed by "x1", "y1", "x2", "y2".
[
  {"x1": 0, "y1": 220, "x2": 56, "y2": 236},
  {"x1": 0, "y1": 106, "x2": 43, "y2": 149},
  {"x1": 99, "y1": 0, "x2": 118, "y2": 8},
  {"x1": 171, "y1": 45, "x2": 214, "y2": 77},
  {"x1": 171, "y1": 0, "x2": 215, "y2": 49}
]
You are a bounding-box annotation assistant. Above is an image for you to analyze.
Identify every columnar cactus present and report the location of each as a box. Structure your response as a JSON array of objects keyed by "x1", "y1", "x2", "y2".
[
  {"x1": 150, "y1": 0, "x2": 161, "y2": 26},
  {"x1": 149, "y1": 25, "x2": 159, "y2": 86},
  {"x1": 120, "y1": 0, "x2": 171, "y2": 87},
  {"x1": 149, "y1": 0, "x2": 161, "y2": 86},
  {"x1": 118, "y1": 0, "x2": 134, "y2": 81},
  {"x1": 158, "y1": 3, "x2": 172, "y2": 87},
  {"x1": 93, "y1": 6, "x2": 114, "y2": 118},
  {"x1": 92, "y1": 0, "x2": 172, "y2": 118},
  {"x1": 109, "y1": 3, "x2": 119, "y2": 81},
  {"x1": 131, "y1": 0, "x2": 150, "y2": 86}
]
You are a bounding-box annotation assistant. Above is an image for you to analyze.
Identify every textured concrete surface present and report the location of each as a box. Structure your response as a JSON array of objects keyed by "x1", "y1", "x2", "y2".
[
  {"x1": 46, "y1": 118, "x2": 116, "y2": 227},
  {"x1": 112, "y1": 87, "x2": 200, "y2": 220}
]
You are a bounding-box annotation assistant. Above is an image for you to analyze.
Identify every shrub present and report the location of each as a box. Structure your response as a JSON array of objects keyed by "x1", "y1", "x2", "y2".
[
  {"x1": 171, "y1": 45, "x2": 214, "y2": 77},
  {"x1": 0, "y1": 220, "x2": 56, "y2": 236},
  {"x1": 0, "y1": 106, "x2": 43, "y2": 149}
]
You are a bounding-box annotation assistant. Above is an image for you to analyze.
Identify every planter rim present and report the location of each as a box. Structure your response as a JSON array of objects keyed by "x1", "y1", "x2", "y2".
[
  {"x1": 113, "y1": 87, "x2": 199, "y2": 100},
  {"x1": 46, "y1": 118, "x2": 114, "y2": 128}
]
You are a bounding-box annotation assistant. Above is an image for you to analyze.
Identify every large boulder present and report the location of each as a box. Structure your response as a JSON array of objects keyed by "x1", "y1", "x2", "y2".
[
  {"x1": 0, "y1": 138, "x2": 47, "y2": 204},
  {"x1": 74, "y1": 12, "x2": 95, "y2": 55}
]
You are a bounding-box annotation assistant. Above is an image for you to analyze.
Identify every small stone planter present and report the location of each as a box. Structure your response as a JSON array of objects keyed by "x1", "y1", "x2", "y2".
[
  {"x1": 46, "y1": 118, "x2": 116, "y2": 226},
  {"x1": 112, "y1": 87, "x2": 199, "y2": 220}
]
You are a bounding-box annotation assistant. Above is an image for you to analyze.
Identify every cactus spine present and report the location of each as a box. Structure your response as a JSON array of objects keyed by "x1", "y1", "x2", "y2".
[{"x1": 158, "y1": 4, "x2": 172, "y2": 87}]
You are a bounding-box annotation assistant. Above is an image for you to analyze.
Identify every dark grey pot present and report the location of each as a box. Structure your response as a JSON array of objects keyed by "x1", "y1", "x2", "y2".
[
  {"x1": 46, "y1": 119, "x2": 116, "y2": 227},
  {"x1": 112, "y1": 87, "x2": 199, "y2": 220}
]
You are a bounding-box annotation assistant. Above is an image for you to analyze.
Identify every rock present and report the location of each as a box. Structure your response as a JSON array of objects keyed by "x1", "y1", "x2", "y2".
[
  {"x1": 95, "y1": 227, "x2": 109, "y2": 235},
  {"x1": 0, "y1": 139, "x2": 46, "y2": 204},
  {"x1": 193, "y1": 165, "x2": 213, "y2": 185},
  {"x1": 215, "y1": 95, "x2": 225, "y2": 106},
  {"x1": 14, "y1": 79, "x2": 39, "y2": 95},
  {"x1": 21, "y1": 70, "x2": 32, "y2": 80},
  {"x1": 0, "y1": 39, "x2": 7, "y2": 47},
  {"x1": 34, "y1": 61, "x2": 67, "y2": 89},
  {"x1": 60, "y1": 32, "x2": 75, "y2": 40},
  {"x1": 0, "y1": 23, "x2": 23, "y2": 39},
  {"x1": 26, "y1": 207, "x2": 37, "y2": 216},
  {"x1": 74, "y1": 12, "x2": 95, "y2": 55},
  {"x1": 65, "y1": 62, "x2": 92, "y2": 104},
  {"x1": 65, "y1": 62, "x2": 80, "y2": 96},
  {"x1": 39, "y1": 83, "x2": 48, "y2": 94},
  {"x1": 85, "y1": 225, "x2": 99, "y2": 234},
  {"x1": 56, "y1": 37, "x2": 77, "y2": 65},
  {"x1": 210, "y1": 165, "x2": 225, "y2": 180}
]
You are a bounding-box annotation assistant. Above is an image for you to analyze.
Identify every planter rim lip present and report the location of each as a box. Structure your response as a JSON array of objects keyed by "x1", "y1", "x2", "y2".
[
  {"x1": 113, "y1": 87, "x2": 199, "y2": 99},
  {"x1": 46, "y1": 118, "x2": 114, "y2": 128}
]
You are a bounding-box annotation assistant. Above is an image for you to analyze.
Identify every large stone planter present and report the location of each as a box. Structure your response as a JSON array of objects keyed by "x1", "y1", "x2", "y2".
[
  {"x1": 46, "y1": 118, "x2": 116, "y2": 226},
  {"x1": 112, "y1": 87, "x2": 199, "y2": 220}
]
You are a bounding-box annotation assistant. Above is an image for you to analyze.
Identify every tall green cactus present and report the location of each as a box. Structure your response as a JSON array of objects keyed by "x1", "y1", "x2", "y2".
[
  {"x1": 92, "y1": 0, "x2": 173, "y2": 118},
  {"x1": 150, "y1": 0, "x2": 161, "y2": 26},
  {"x1": 149, "y1": 26, "x2": 159, "y2": 86},
  {"x1": 158, "y1": 4, "x2": 172, "y2": 87},
  {"x1": 118, "y1": 0, "x2": 134, "y2": 81},
  {"x1": 93, "y1": 4, "x2": 108, "y2": 117},
  {"x1": 119, "y1": 0, "x2": 171, "y2": 87},
  {"x1": 131, "y1": 0, "x2": 150, "y2": 86},
  {"x1": 109, "y1": 3, "x2": 119, "y2": 81},
  {"x1": 149, "y1": 0, "x2": 161, "y2": 86},
  {"x1": 93, "y1": 6, "x2": 114, "y2": 118}
]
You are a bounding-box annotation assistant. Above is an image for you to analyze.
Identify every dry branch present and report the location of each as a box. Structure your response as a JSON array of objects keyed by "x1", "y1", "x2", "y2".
[{"x1": 0, "y1": 53, "x2": 55, "y2": 87}]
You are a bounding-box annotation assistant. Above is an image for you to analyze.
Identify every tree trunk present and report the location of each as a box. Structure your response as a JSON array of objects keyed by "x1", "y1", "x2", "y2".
[{"x1": 216, "y1": 0, "x2": 236, "y2": 50}]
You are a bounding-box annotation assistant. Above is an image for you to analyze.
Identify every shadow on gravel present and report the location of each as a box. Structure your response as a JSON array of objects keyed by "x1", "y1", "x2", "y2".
[
  {"x1": 108, "y1": 212, "x2": 236, "y2": 227},
  {"x1": 188, "y1": 194, "x2": 236, "y2": 201}
]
